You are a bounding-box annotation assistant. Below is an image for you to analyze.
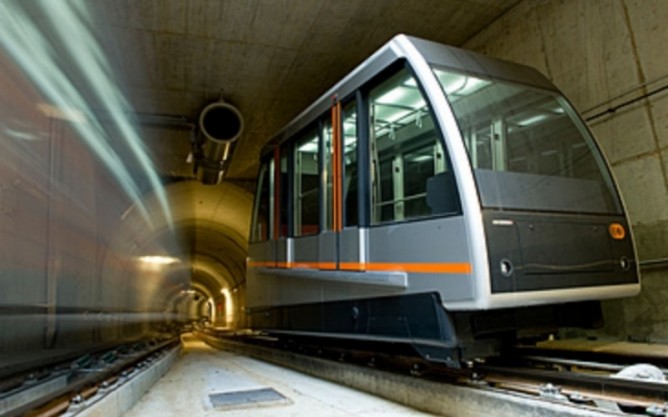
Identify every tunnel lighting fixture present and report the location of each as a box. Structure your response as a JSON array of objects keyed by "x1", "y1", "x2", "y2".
[
  {"x1": 138, "y1": 255, "x2": 180, "y2": 265},
  {"x1": 219, "y1": 288, "x2": 234, "y2": 325}
]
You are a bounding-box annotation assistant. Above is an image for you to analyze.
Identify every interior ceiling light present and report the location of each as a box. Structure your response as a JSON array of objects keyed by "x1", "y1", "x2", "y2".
[
  {"x1": 517, "y1": 114, "x2": 549, "y2": 127},
  {"x1": 376, "y1": 87, "x2": 409, "y2": 105},
  {"x1": 435, "y1": 70, "x2": 490, "y2": 97},
  {"x1": 298, "y1": 138, "x2": 318, "y2": 153}
]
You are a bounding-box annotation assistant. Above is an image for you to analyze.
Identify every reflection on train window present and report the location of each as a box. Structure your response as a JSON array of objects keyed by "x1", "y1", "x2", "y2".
[
  {"x1": 251, "y1": 160, "x2": 271, "y2": 242},
  {"x1": 433, "y1": 67, "x2": 621, "y2": 214},
  {"x1": 294, "y1": 128, "x2": 320, "y2": 236},
  {"x1": 279, "y1": 147, "x2": 289, "y2": 237},
  {"x1": 343, "y1": 101, "x2": 358, "y2": 227},
  {"x1": 323, "y1": 118, "x2": 334, "y2": 231},
  {"x1": 369, "y1": 68, "x2": 459, "y2": 225}
]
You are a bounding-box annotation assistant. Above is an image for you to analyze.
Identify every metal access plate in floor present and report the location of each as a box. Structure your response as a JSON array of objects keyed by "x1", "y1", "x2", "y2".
[{"x1": 209, "y1": 387, "x2": 287, "y2": 408}]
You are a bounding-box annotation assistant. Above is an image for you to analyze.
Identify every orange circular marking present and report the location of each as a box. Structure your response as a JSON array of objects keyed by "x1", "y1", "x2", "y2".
[{"x1": 609, "y1": 223, "x2": 626, "y2": 240}]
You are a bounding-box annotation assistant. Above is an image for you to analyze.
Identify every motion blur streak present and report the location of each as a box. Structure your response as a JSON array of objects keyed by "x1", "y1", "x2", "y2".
[
  {"x1": 0, "y1": 0, "x2": 190, "y2": 360},
  {"x1": 0, "y1": 0, "x2": 172, "y2": 227}
]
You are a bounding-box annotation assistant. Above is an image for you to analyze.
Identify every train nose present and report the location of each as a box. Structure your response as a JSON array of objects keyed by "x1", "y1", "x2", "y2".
[{"x1": 485, "y1": 214, "x2": 637, "y2": 293}]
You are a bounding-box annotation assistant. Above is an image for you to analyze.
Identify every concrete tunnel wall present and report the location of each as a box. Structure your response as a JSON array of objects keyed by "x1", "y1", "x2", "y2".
[
  {"x1": 465, "y1": 0, "x2": 668, "y2": 341},
  {"x1": 0, "y1": 58, "x2": 192, "y2": 351}
]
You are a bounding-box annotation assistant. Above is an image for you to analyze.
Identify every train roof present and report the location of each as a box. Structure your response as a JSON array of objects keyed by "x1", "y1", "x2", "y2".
[{"x1": 260, "y1": 34, "x2": 558, "y2": 158}]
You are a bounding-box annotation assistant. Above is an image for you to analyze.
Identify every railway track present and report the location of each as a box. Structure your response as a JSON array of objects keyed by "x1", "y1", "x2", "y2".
[
  {"x1": 477, "y1": 356, "x2": 668, "y2": 415},
  {"x1": 0, "y1": 337, "x2": 179, "y2": 417},
  {"x1": 198, "y1": 328, "x2": 668, "y2": 416}
]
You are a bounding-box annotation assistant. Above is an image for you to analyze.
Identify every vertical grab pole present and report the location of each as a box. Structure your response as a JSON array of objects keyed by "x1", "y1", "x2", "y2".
[{"x1": 331, "y1": 98, "x2": 343, "y2": 233}]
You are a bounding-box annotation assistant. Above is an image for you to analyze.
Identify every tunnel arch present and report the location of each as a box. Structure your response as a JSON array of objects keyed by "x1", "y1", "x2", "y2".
[{"x1": 101, "y1": 180, "x2": 253, "y2": 329}]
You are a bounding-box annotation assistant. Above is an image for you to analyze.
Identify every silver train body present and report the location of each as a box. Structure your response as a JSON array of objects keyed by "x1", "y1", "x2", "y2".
[{"x1": 246, "y1": 35, "x2": 640, "y2": 364}]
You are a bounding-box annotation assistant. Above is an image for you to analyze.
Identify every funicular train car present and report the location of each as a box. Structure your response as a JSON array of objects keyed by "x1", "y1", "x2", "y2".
[{"x1": 246, "y1": 35, "x2": 640, "y2": 366}]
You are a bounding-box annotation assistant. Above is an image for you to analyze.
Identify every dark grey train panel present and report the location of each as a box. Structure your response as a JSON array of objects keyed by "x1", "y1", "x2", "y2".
[
  {"x1": 483, "y1": 210, "x2": 638, "y2": 294},
  {"x1": 475, "y1": 170, "x2": 614, "y2": 215},
  {"x1": 249, "y1": 291, "x2": 461, "y2": 365},
  {"x1": 519, "y1": 222, "x2": 613, "y2": 274}
]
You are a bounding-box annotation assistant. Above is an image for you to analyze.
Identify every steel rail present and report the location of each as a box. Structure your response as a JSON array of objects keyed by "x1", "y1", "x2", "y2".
[
  {"x1": 478, "y1": 363, "x2": 668, "y2": 403},
  {"x1": 3, "y1": 337, "x2": 179, "y2": 417}
]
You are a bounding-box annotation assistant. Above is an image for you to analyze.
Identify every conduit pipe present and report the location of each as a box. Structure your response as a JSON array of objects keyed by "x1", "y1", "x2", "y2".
[{"x1": 193, "y1": 101, "x2": 244, "y2": 185}]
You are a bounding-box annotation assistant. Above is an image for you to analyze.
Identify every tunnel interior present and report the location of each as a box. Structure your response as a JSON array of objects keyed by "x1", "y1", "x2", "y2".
[
  {"x1": 0, "y1": 45, "x2": 252, "y2": 355},
  {"x1": 2, "y1": 0, "x2": 668, "y2": 376}
]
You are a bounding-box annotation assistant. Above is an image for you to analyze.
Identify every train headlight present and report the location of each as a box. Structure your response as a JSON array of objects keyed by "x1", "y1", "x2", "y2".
[
  {"x1": 500, "y1": 259, "x2": 514, "y2": 277},
  {"x1": 609, "y1": 223, "x2": 626, "y2": 240},
  {"x1": 620, "y1": 256, "x2": 631, "y2": 271}
]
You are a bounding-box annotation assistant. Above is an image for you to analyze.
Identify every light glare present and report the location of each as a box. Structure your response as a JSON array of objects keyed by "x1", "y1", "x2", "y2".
[{"x1": 138, "y1": 256, "x2": 180, "y2": 265}]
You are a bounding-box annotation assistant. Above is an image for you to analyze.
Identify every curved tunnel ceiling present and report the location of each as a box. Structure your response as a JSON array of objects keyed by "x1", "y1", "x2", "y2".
[
  {"x1": 164, "y1": 181, "x2": 252, "y2": 299},
  {"x1": 80, "y1": 0, "x2": 520, "y2": 180}
]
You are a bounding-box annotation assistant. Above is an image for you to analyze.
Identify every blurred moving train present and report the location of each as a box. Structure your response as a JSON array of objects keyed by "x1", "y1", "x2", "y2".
[{"x1": 245, "y1": 35, "x2": 640, "y2": 366}]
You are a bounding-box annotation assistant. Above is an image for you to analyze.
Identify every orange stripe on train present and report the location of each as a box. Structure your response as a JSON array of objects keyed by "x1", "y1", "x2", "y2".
[{"x1": 248, "y1": 261, "x2": 471, "y2": 274}]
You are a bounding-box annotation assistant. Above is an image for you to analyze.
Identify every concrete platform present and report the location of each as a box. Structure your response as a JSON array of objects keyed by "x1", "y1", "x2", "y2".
[
  {"x1": 196, "y1": 334, "x2": 628, "y2": 417},
  {"x1": 123, "y1": 333, "x2": 436, "y2": 417}
]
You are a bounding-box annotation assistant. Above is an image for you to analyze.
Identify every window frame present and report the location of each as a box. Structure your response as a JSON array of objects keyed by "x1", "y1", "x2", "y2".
[
  {"x1": 249, "y1": 157, "x2": 273, "y2": 243},
  {"x1": 361, "y1": 61, "x2": 461, "y2": 227},
  {"x1": 292, "y1": 123, "x2": 322, "y2": 238}
]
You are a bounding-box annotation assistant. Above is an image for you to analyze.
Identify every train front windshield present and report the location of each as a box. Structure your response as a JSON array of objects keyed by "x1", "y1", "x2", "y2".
[{"x1": 433, "y1": 67, "x2": 622, "y2": 215}]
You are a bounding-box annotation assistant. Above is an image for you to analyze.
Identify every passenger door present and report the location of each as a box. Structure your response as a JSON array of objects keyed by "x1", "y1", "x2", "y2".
[
  {"x1": 319, "y1": 98, "x2": 364, "y2": 273},
  {"x1": 292, "y1": 127, "x2": 322, "y2": 269}
]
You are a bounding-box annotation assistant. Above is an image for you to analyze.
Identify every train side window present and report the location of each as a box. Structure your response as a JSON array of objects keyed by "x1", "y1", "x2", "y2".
[
  {"x1": 434, "y1": 66, "x2": 620, "y2": 214},
  {"x1": 368, "y1": 67, "x2": 459, "y2": 225},
  {"x1": 278, "y1": 147, "x2": 289, "y2": 237},
  {"x1": 250, "y1": 159, "x2": 272, "y2": 242},
  {"x1": 293, "y1": 128, "x2": 320, "y2": 236},
  {"x1": 343, "y1": 101, "x2": 359, "y2": 227}
]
